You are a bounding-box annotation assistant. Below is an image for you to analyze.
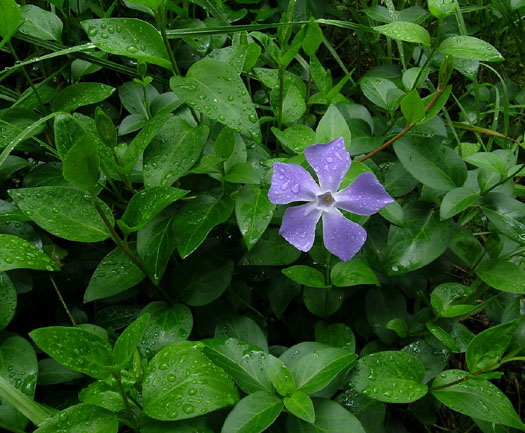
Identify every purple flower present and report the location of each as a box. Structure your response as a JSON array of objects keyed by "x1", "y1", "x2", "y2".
[{"x1": 268, "y1": 137, "x2": 394, "y2": 262}]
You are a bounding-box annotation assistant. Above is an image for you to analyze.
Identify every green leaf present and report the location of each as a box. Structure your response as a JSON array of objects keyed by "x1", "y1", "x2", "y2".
[
  {"x1": 34, "y1": 404, "x2": 118, "y2": 433},
  {"x1": 221, "y1": 391, "x2": 283, "y2": 433},
  {"x1": 286, "y1": 398, "x2": 366, "y2": 433},
  {"x1": 170, "y1": 59, "x2": 261, "y2": 142},
  {"x1": 177, "y1": 255, "x2": 233, "y2": 306},
  {"x1": 241, "y1": 229, "x2": 301, "y2": 266},
  {"x1": 224, "y1": 162, "x2": 261, "y2": 184},
  {"x1": 426, "y1": 322, "x2": 461, "y2": 352},
  {"x1": 479, "y1": 193, "x2": 525, "y2": 245},
  {"x1": 330, "y1": 260, "x2": 379, "y2": 287},
  {"x1": 466, "y1": 320, "x2": 519, "y2": 371},
  {"x1": 428, "y1": 0, "x2": 457, "y2": 19},
  {"x1": 464, "y1": 152, "x2": 507, "y2": 176},
  {"x1": 394, "y1": 136, "x2": 467, "y2": 191},
  {"x1": 360, "y1": 76, "x2": 405, "y2": 113},
  {"x1": 8, "y1": 187, "x2": 113, "y2": 242},
  {"x1": 79, "y1": 381, "x2": 125, "y2": 413},
  {"x1": 30, "y1": 326, "x2": 114, "y2": 379},
  {"x1": 431, "y1": 370, "x2": 524, "y2": 429},
  {"x1": 53, "y1": 82, "x2": 115, "y2": 112},
  {"x1": 284, "y1": 391, "x2": 315, "y2": 423},
  {"x1": 438, "y1": 36, "x2": 504, "y2": 62},
  {"x1": 270, "y1": 82, "x2": 306, "y2": 124},
  {"x1": 172, "y1": 194, "x2": 234, "y2": 258},
  {"x1": 84, "y1": 246, "x2": 145, "y2": 302},
  {"x1": 386, "y1": 318, "x2": 408, "y2": 338},
  {"x1": 235, "y1": 185, "x2": 275, "y2": 250},
  {"x1": 400, "y1": 90, "x2": 426, "y2": 124},
  {"x1": 37, "y1": 358, "x2": 83, "y2": 385},
  {"x1": 0, "y1": 273, "x2": 16, "y2": 332},
  {"x1": 272, "y1": 125, "x2": 316, "y2": 154},
  {"x1": 119, "y1": 187, "x2": 188, "y2": 234},
  {"x1": 138, "y1": 302, "x2": 193, "y2": 358},
  {"x1": 137, "y1": 209, "x2": 177, "y2": 283},
  {"x1": 303, "y1": 286, "x2": 345, "y2": 318},
  {"x1": 386, "y1": 202, "x2": 454, "y2": 275},
  {"x1": 0, "y1": 336, "x2": 38, "y2": 430},
  {"x1": 203, "y1": 338, "x2": 273, "y2": 394},
  {"x1": 374, "y1": 22, "x2": 430, "y2": 46},
  {"x1": 315, "y1": 105, "x2": 351, "y2": 150},
  {"x1": 95, "y1": 107, "x2": 117, "y2": 148},
  {"x1": 291, "y1": 348, "x2": 357, "y2": 394},
  {"x1": 81, "y1": 18, "x2": 171, "y2": 70},
  {"x1": 19, "y1": 5, "x2": 63, "y2": 41},
  {"x1": 315, "y1": 322, "x2": 356, "y2": 352},
  {"x1": 430, "y1": 283, "x2": 475, "y2": 318},
  {"x1": 302, "y1": 21, "x2": 323, "y2": 56},
  {"x1": 62, "y1": 134, "x2": 100, "y2": 193},
  {"x1": 143, "y1": 341, "x2": 239, "y2": 421},
  {"x1": 282, "y1": 265, "x2": 327, "y2": 288},
  {"x1": 347, "y1": 351, "x2": 427, "y2": 403},
  {"x1": 420, "y1": 85, "x2": 452, "y2": 124},
  {"x1": 266, "y1": 354, "x2": 295, "y2": 397},
  {"x1": 439, "y1": 187, "x2": 479, "y2": 220},
  {"x1": 0, "y1": 0, "x2": 21, "y2": 42},
  {"x1": 475, "y1": 259, "x2": 525, "y2": 294},
  {"x1": 215, "y1": 316, "x2": 268, "y2": 352},
  {"x1": 112, "y1": 313, "x2": 150, "y2": 368},
  {"x1": 0, "y1": 234, "x2": 56, "y2": 272}
]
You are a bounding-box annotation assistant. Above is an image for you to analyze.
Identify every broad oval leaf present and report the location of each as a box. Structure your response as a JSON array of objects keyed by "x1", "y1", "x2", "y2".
[
  {"x1": 359, "y1": 76, "x2": 405, "y2": 112},
  {"x1": 315, "y1": 105, "x2": 352, "y2": 153},
  {"x1": 266, "y1": 354, "x2": 296, "y2": 397},
  {"x1": 34, "y1": 404, "x2": 118, "y2": 433},
  {"x1": 172, "y1": 194, "x2": 234, "y2": 259},
  {"x1": 29, "y1": 326, "x2": 114, "y2": 379},
  {"x1": 0, "y1": 234, "x2": 57, "y2": 272},
  {"x1": 81, "y1": 18, "x2": 171, "y2": 70},
  {"x1": 283, "y1": 391, "x2": 315, "y2": 423},
  {"x1": 170, "y1": 59, "x2": 261, "y2": 142},
  {"x1": 291, "y1": 348, "x2": 357, "y2": 394},
  {"x1": 0, "y1": 273, "x2": 16, "y2": 331},
  {"x1": 347, "y1": 351, "x2": 427, "y2": 403},
  {"x1": 428, "y1": 0, "x2": 457, "y2": 19},
  {"x1": 282, "y1": 265, "x2": 327, "y2": 289},
  {"x1": 19, "y1": 5, "x2": 63, "y2": 41},
  {"x1": 215, "y1": 316, "x2": 268, "y2": 353},
  {"x1": 241, "y1": 229, "x2": 301, "y2": 266},
  {"x1": 221, "y1": 391, "x2": 283, "y2": 433},
  {"x1": 203, "y1": 338, "x2": 273, "y2": 394},
  {"x1": 439, "y1": 187, "x2": 479, "y2": 220},
  {"x1": 330, "y1": 260, "x2": 379, "y2": 287},
  {"x1": 475, "y1": 259, "x2": 525, "y2": 294},
  {"x1": 112, "y1": 313, "x2": 150, "y2": 367},
  {"x1": 53, "y1": 82, "x2": 115, "y2": 112},
  {"x1": 431, "y1": 370, "x2": 524, "y2": 429},
  {"x1": 394, "y1": 136, "x2": 467, "y2": 191},
  {"x1": 374, "y1": 22, "x2": 430, "y2": 47},
  {"x1": 138, "y1": 302, "x2": 193, "y2": 358},
  {"x1": 8, "y1": 187, "x2": 114, "y2": 242},
  {"x1": 438, "y1": 36, "x2": 504, "y2": 62},
  {"x1": 143, "y1": 341, "x2": 239, "y2": 421},
  {"x1": 84, "y1": 246, "x2": 145, "y2": 302}
]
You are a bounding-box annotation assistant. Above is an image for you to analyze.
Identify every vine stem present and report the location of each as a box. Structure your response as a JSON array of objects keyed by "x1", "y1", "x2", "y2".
[
  {"x1": 156, "y1": 7, "x2": 180, "y2": 75},
  {"x1": 358, "y1": 86, "x2": 445, "y2": 163},
  {"x1": 50, "y1": 277, "x2": 76, "y2": 326},
  {"x1": 113, "y1": 372, "x2": 138, "y2": 432},
  {"x1": 428, "y1": 369, "x2": 485, "y2": 392},
  {"x1": 90, "y1": 195, "x2": 175, "y2": 306}
]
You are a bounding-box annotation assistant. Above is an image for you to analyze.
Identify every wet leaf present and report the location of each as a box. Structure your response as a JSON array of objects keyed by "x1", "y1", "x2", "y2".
[{"x1": 0, "y1": 234, "x2": 57, "y2": 272}]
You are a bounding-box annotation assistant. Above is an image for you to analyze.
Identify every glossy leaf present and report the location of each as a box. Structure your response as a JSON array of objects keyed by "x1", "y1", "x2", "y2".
[
  {"x1": 241, "y1": 229, "x2": 301, "y2": 266},
  {"x1": 119, "y1": 187, "x2": 188, "y2": 234},
  {"x1": 282, "y1": 265, "x2": 327, "y2": 288},
  {"x1": 0, "y1": 0, "x2": 21, "y2": 41},
  {"x1": 284, "y1": 391, "x2": 315, "y2": 423},
  {"x1": 84, "y1": 246, "x2": 145, "y2": 302},
  {"x1": 235, "y1": 185, "x2": 275, "y2": 250},
  {"x1": 215, "y1": 316, "x2": 268, "y2": 352},
  {"x1": 439, "y1": 187, "x2": 479, "y2": 220},
  {"x1": 315, "y1": 322, "x2": 356, "y2": 352},
  {"x1": 0, "y1": 273, "x2": 16, "y2": 331},
  {"x1": 431, "y1": 370, "x2": 524, "y2": 429},
  {"x1": 266, "y1": 354, "x2": 296, "y2": 397},
  {"x1": 330, "y1": 260, "x2": 379, "y2": 287},
  {"x1": 374, "y1": 22, "x2": 430, "y2": 46},
  {"x1": 172, "y1": 194, "x2": 234, "y2": 259},
  {"x1": 475, "y1": 259, "x2": 525, "y2": 294},
  {"x1": 34, "y1": 404, "x2": 118, "y2": 433},
  {"x1": 430, "y1": 283, "x2": 475, "y2": 318},
  {"x1": 315, "y1": 105, "x2": 352, "y2": 151},
  {"x1": 19, "y1": 5, "x2": 63, "y2": 41},
  {"x1": 222, "y1": 392, "x2": 282, "y2": 433},
  {"x1": 347, "y1": 351, "x2": 427, "y2": 403},
  {"x1": 479, "y1": 193, "x2": 525, "y2": 245},
  {"x1": 464, "y1": 152, "x2": 506, "y2": 176},
  {"x1": 394, "y1": 136, "x2": 467, "y2": 191},
  {"x1": 290, "y1": 348, "x2": 357, "y2": 394},
  {"x1": 170, "y1": 59, "x2": 261, "y2": 142},
  {"x1": 81, "y1": 18, "x2": 171, "y2": 70},
  {"x1": 428, "y1": 0, "x2": 457, "y2": 19},
  {"x1": 360, "y1": 76, "x2": 405, "y2": 112},
  {"x1": 203, "y1": 338, "x2": 273, "y2": 394},
  {"x1": 143, "y1": 341, "x2": 239, "y2": 421},
  {"x1": 138, "y1": 302, "x2": 193, "y2": 358},
  {"x1": 0, "y1": 234, "x2": 57, "y2": 272},
  {"x1": 112, "y1": 313, "x2": 150, "y2": 367},
  {"x1": 30, "y1": 326, "x2": 114, "y2": 379},
  {"x1": 438, "y1": 36, "x2": 504, "y2": 62},
  {"x1": 9, "y1": 187, "x2": 114, "y2": 242},
  {"x1": 62, "y1": 133, "x2": 100, "y2": 193},
  {"x1": 401, "y1": 90, "x2": 426, "y2": 124},
  {"x1": 53, "y1": 83, "x2": 115, "y2": 112}
]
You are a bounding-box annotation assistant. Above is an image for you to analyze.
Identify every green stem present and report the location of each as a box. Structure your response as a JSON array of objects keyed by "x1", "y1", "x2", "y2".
[
  {"x1": 428, "y1": 368, "x2": 486, "y2": 392},
  {"x1": 113, "y1": 372, "x2": 138, "y2": 432},
  {"x1": 277, "y1": 63, "x2": 285, "y2": 130},
  {"x1": 50, "y1": 276, "x2": 76, "y2": 326},
  {"x1": 0, "y1": 376, "x2": 51, "y2": 427},
  {"x1": 156, "y1": 8, "x2": 181, "y2": 75}
]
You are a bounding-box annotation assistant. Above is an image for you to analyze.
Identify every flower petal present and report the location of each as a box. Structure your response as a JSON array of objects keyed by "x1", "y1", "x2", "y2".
[
  {"x1": 304, "y1": 137, "x2": 351, "y2": 192},
  {"x1": 334, "y1": 172, "x2": 394, "y2": 215},
  {"x1": 269, "y1": 162, "x2": 321, "y2": 204},
  {"x1": 322, "y1": 208, "x2": 367, "y2": 262},
  {"x1": 279, "y1": 202, "x2": 322, "y2": 252}
]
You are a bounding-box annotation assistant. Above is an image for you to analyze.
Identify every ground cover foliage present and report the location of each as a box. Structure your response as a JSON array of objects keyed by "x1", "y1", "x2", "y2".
[{"x1": 0, "y1": 0, "x2": 524, "y2": 432}]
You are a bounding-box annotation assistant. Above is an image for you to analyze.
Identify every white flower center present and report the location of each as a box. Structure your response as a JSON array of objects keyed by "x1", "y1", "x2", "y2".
[{"x1": 316, "y1": 192, "x2": 336, "y2": 210}]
